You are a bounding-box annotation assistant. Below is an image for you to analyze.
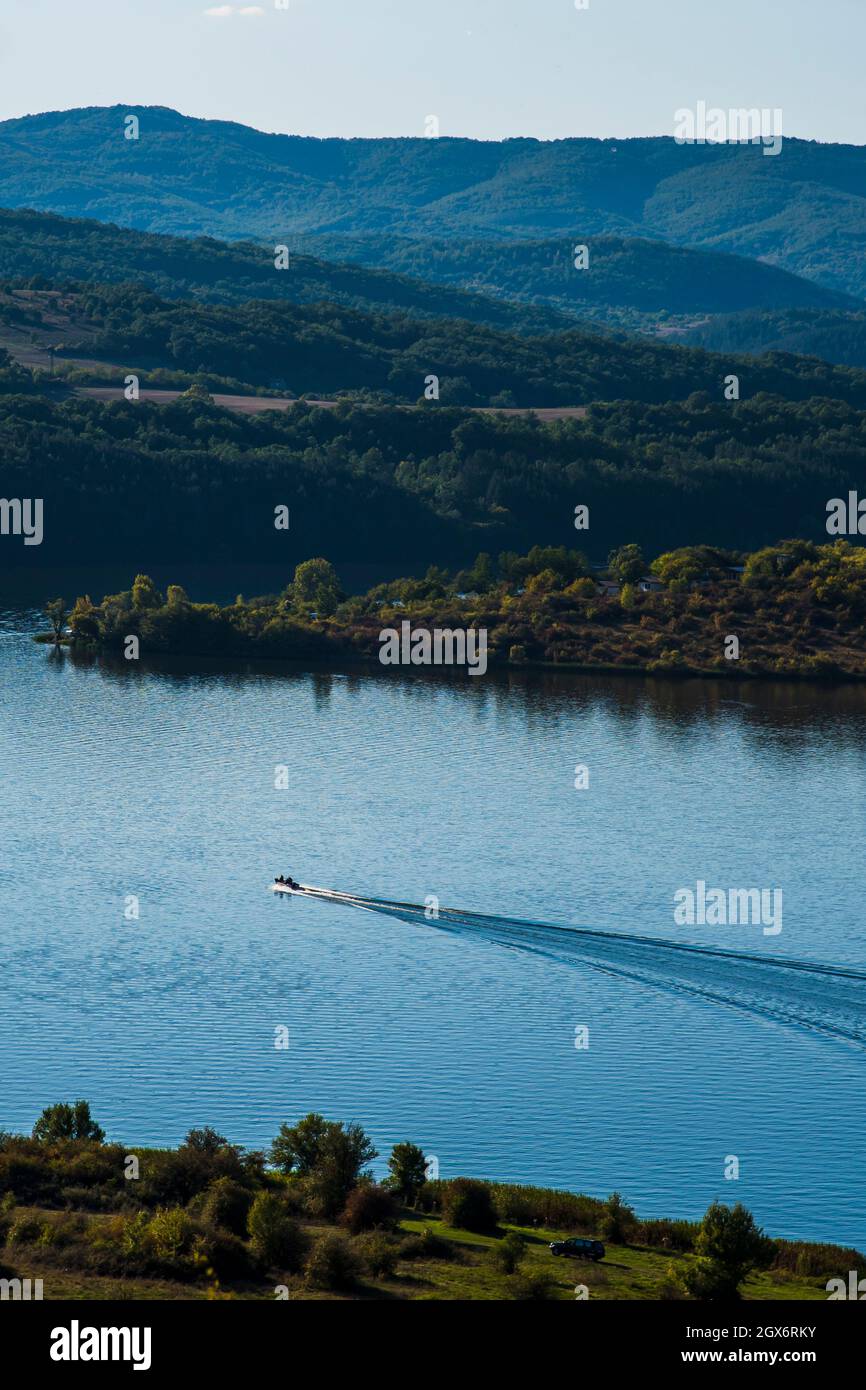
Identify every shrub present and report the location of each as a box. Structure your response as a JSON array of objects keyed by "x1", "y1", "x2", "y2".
[
  {"x1": 340, "y1": 1183, "x2": 399, "y2": 1235},
  {"x1": 192, "y1": 1228, "x2": 259, "y2": 1282},
  {"x1": 398, "y1": 1227, "x2": 455, "y2": 1262},
  {"x1": 773, "y1": 1239, "x2": 863, "y2": 1279},
  {"x1": 36, "y1": 1213, "x2": 84, "y2": 1248},
  {"x1": 147, "y1": 1207, "x2": 194, "y2": 1263},
  {"x1": 197, "y1": 1178, "x2": 254, "y2": 1237},
  {"x1": 139, "y1": 1146, "x2": 245, "y2": 1208},
  {"x1": 247, "y1": 1192, "x2": 308, "y2": 1272},
  {"x1": 355, "y1": 1231, "x2": 399, "y2": 1278},
  {"x1": 600, "y1": 1192, "x2": 637, "y2": 1245},
  {"x1": 6, "y1": 1214, "x2": 45, "y2": 1246},
  {"x1": 442, "y1": 1179, "x2": 498, "y2": 1235},
  {"x1": 489, "y1": 1182, "x2": 605, "y2": 1232},
  {"x1": 490, "y1": 1230, "x2": 527, "y2": 1275},
  {"x1": 304, "y1": 1232, "x2": 361, "y2": 1291},
  {"x1": 0, "y1": 1150, "x2": 58, "y2": 1205}
]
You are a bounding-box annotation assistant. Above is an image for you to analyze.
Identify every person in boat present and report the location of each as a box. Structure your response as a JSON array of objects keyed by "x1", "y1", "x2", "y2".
[{"x1": 274, "y1": 875, "x2": 284, "y2": 884}]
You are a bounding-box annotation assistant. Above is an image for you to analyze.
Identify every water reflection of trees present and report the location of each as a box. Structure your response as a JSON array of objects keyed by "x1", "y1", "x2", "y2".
[{"x1": 66, "y1": 647, "x2": 866, "y2": 753}]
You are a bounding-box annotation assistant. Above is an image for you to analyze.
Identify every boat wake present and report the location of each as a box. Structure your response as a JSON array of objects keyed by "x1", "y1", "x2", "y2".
[{"x1": 296, "y1": 886, "x2": 866, "y2": 1047}]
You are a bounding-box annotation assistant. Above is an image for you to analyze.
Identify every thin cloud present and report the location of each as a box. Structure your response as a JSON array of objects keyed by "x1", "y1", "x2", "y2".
[{"x1": 203, "y1": 5, "x2": 265, "y2": 16}]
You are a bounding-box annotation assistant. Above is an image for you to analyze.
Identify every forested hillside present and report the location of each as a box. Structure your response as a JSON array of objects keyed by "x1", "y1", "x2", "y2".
[
  {"x1": 683, "y1": 307, "x2": 866, "y2": 370},
  {"x1": 2, "y1": 108, "x2": 865, "y2": 297},
  {"x1": 7, "y1": 280, "x2": 866, "y2": 407},
  {"x1": 2, "y1": 383, "x2": 864, "y2": 569},
  {"x1": 0, "y1": 208, "x2": 565, "y2": 334},
  {"x1": 296, "y1": 231, "x2": 854, "y2": 333}
]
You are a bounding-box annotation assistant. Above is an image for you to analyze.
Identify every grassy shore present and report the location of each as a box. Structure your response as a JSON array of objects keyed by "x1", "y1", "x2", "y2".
[
  {"x1": 1, "y1": 1205, "x2": 842, "y2": 1302},
  {"x1": 2, "y1": 1114, "x2": 860, "y2": 1302}
]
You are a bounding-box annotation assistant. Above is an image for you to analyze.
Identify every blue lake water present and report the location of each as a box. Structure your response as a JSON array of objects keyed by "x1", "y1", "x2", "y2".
[{"x1": 1, "y1": 606, "x2": 864, "y2": 1249}]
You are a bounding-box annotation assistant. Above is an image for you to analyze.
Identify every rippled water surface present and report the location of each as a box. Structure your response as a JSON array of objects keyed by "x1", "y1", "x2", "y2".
[{"x1": 1, "y1": 608, "x2": 864, "y2": 1248}]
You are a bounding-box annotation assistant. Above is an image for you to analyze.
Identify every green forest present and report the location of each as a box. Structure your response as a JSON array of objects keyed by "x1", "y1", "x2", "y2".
[{"x1": 4, "y1": 375, "x2": 866, "y2": 567}]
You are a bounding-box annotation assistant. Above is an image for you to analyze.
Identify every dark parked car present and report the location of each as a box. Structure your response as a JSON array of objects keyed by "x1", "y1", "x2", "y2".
[{"x1": 549, "y1": 1237, "x2": 605, "y2": 1262}]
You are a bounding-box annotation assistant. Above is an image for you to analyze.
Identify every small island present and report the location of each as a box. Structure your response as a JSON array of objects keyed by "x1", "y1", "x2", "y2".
[{"x1": 38, "y1": 538, "x2": 866, "y2": 679}]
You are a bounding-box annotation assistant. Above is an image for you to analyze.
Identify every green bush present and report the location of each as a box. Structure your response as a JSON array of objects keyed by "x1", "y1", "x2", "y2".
[
  {"x1": 340, "y1": 1183, "x2": 399, "y2": 1235},
  {"x1": 600, "y1": 1192, "x2": 637, "y2": 1245},
  {"x1": 772, "y1": 1239, "x2": 861, "y2": 1279},
  {"x1": 247, "y1": 1192, "x2": 308, "y2": 1272},
  {"x1": 488, "y1": 1182, "x2": 605, "y2": 1232},
  {"x1": 442, "y1": 1179, "x2": 498, "y2": 1235},
  {"x1": 355, "y1": 1231, "x2": 399, "y2": 1278},
  {"x1": 147, "y1": 1206, "x2": 194, "y2": 1263},
  {"x1": 490, "y1": 1230, "x2": 527, "y2": 1275},
  {"x1": 304, "y1": 1232, "x2": 361, "y2": 1291},
  {"x1": 197, "y1": 1178, "x2": 254, "y2": 1237},
  {"x1": 192, "y1": 1227, "x2": 259, "y2": 1282},
  {"x1": 398, "y1": 1227, "x2": 455, "y2": 1261},
  {"x1": 6, "y1": 1214, "x2": 45, "y2": 1246}
]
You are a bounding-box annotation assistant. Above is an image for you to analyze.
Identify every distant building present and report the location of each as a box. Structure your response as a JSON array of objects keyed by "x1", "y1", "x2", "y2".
[{"x1": 638, "y1": 575, "x2": 665, "y2": 593}]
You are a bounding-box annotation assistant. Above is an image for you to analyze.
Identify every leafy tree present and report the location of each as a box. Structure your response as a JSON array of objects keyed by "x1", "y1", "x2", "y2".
[
  {"x1": 608, "y1": 543, "x2": 646, "y2": 587},
  {"x1": 306, "y1": 1123, "x2": 378, "y2": 1218},
  {"x1": 680, "y1": 1201, "x2": 776, "y2": 1301},
  {"x1": 32, "y1": 1100, "x2": 105, "y2": 1144},
  {"x1": 289, "y1": 558, "x2": 344, "y2": 618},
  {"x1": 132, "y1": 574, "x2": 163, "y2": 610},
  {"x1": 44, "y1": 598, "x2": 67, "y2": 642},
  {"x1": 386, "y1": 1141, "x2": 428, "y2": 1205},
  {"x1": 270, "y1": 1113, "x2": 331, "y2": 1175},
  {"x1": 183, "y1": 1127, "x2": 230, "y2": 1157},
  {"x1": 270, "y1": 1114, "x2": 377, "y2": 1217},
  {"x1": 600, "y1": 1191, "x2": 637, "y2": 1244}
]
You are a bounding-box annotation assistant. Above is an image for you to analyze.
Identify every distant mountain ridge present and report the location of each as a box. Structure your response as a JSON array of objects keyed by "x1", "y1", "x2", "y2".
[
  {"x1": 0, "y1": 207, "x2": 568, "y2": 334},
  {"x1": 1, "y1": 106, "x2": 865, "y2": 299},
  {"x1": 0, "y1": 207, "x2": 852, "y2": 343},
  {"x1": 294, "y1": 230, "x2": 855, "y2": 332}
]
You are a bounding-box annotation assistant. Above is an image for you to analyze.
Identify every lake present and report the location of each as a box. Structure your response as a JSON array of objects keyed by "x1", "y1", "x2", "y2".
[{"x1": 1, "y1": 602, "x2": 864, "y2": 1250}]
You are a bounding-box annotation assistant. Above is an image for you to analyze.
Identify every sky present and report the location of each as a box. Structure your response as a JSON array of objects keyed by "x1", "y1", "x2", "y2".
[{"x1": 0, "y1": 0, "x2": 863, "y2": 144}]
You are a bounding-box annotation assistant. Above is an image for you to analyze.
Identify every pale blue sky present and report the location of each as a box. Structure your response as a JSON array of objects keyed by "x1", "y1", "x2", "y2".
[{"x1": 0, "y1": 0, "x2": 863, "y2": 144}]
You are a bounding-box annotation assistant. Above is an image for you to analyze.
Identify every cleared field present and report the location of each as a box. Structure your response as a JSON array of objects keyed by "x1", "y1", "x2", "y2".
[{"x1": 73, "y1": 386, "x2": 588, "y2": 419}]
